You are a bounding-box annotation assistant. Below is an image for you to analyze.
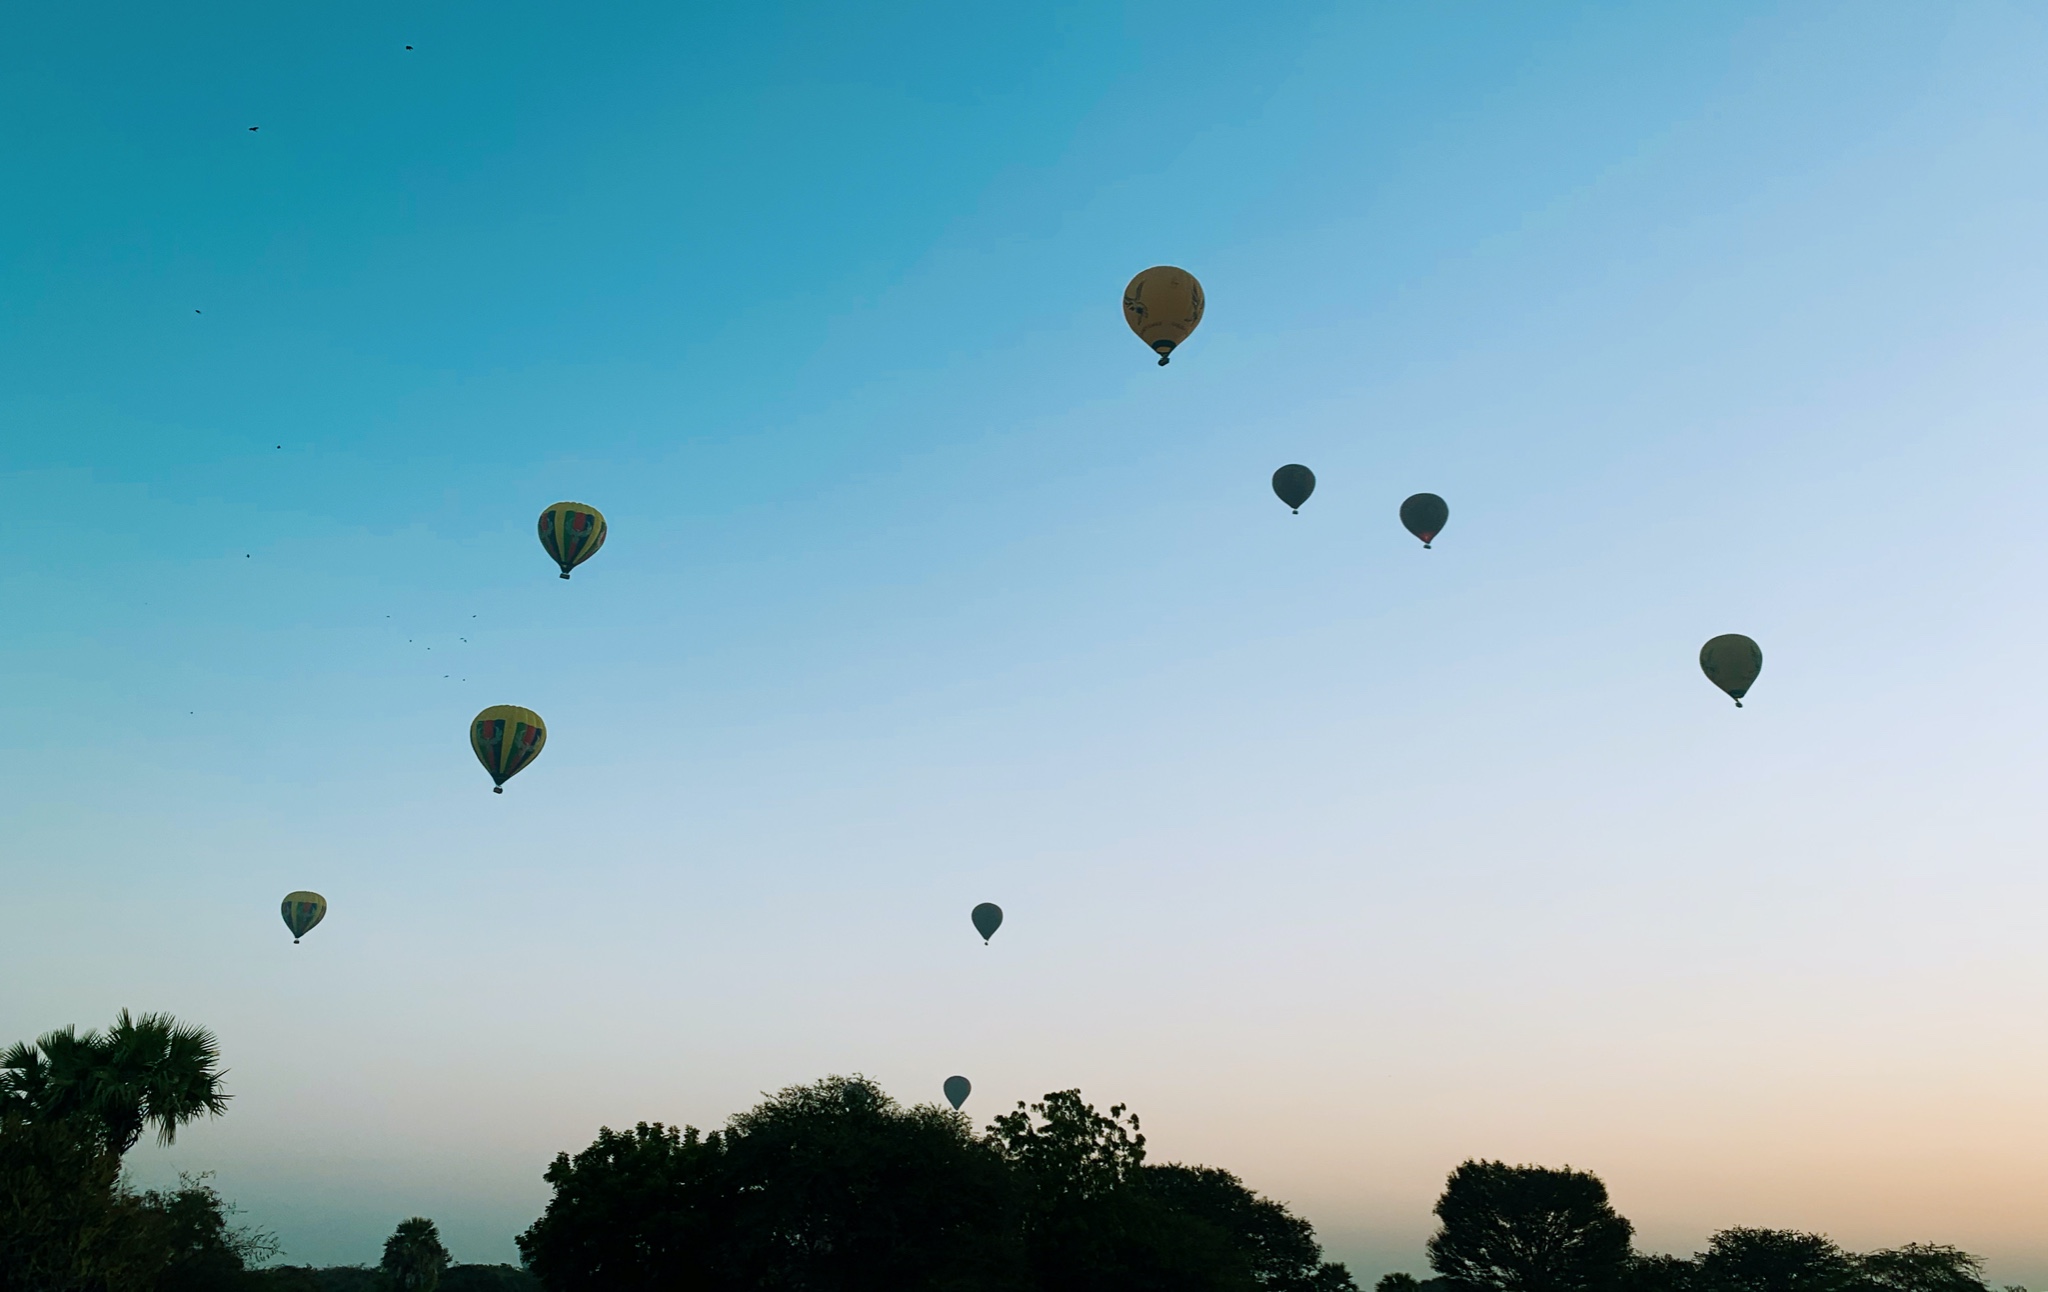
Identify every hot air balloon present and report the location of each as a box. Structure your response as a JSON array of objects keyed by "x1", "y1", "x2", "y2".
[
  {"x1": 538, "y1": 502, "x2": 607, "y2": 579},
  {"x1": 1123, "y1": 266, "x2": 1204, "y2": 366},
  {"x1": 971, "y1": 903, "x2": 1003, "y2": 944},
  {"x1": 1400, "y1": 493, "x2": 1449, "y2": 548},
  {"x1": 943, "y1": 1075, "x2": 971, "y2": 1110},
  {"x1": 281, "y1": 891, "x2": 326, "y2": 944},
  {"x1": 1699, "y1": 634, "x2": 1762, "y2": 707},
  {"x1": 1272, "y1": 464, "x2": 1315, "y2": 513},
  {"x1": 471, "y1": 705, "x2": 546, "y2": 793}
]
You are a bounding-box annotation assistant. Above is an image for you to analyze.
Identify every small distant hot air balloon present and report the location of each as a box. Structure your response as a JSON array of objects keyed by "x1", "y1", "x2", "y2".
[
  {"x1": 538, "y1": 502, "x2": 607, "y2": 579},
  {"x1": 1123, "y1": 266, "x2": 1204, "y2": 366},
  {"x1": 1699, "y1": 634, "x2": 1763, "y2": 707},
  {"x1": 943, "y1": 1075, "x2": 971, "y2": 1110},
  {"x1": 971, "y1": 903, "x2": 1003, "y2": 944},
  {"x1": 1400, "y1": 493, "x2": 1449, "y2": 548},
  {"x1": 281, "y1": 891, "x2": 326, "y2": 944},
  {"x1": 1271, "y1": 465, "x2": 1315, "y2": 514},
  {"x1": 471, "y1": 705, "x2": 546, "y2": 793}
]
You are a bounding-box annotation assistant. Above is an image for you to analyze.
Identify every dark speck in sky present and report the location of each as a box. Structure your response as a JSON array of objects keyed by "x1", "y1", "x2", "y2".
[{"x1": 248, "y1": 126, "x2": 259, "y2": 131}]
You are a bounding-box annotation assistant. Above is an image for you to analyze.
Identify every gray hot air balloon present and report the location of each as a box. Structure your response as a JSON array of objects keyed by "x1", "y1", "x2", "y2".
[
  {"x1": 943, "y1": 1075, "x2": 971, "y2": 1110},
  {"x1": 1400, "y1": 493, "x2": 1449, "y2": 548},
  {"x1": 971, "y1": 903, "x2": 1003, "y2": 944},
  {"x1": 1700, "y1": 634, "x2": 1763, "y2": 707},
  {"x1": 281, "y1": 891, "x2": 326, "y2": 944},
  {"x1": 1271, "y1": 464, "x2": 1315, "y2": 513}
]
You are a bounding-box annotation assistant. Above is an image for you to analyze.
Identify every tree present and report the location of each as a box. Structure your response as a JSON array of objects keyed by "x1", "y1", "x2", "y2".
[
  {"x1": 1425, "y1": 1160, "x2": 1634, "y2": 1292},
  {"x1": 0, "y1": 1111, "x2": 162, "y2": 1292},
  {"x1": 714, "y1": 1075, "x2": 1020, "y2": 1291},
  {"x1": 1141, "y1": 1164, "x2": 1356, "y2": 1291},
  {"x1": 1, "y1": 1117, "x2": 269, "y2": 1292},
  {"x1": 1377, "y1": 1279, "x2": 1423, "y2": 1292},
  {"x1": 1693, "y1": 1229, "x2": 1861, "y2": 1292},
  {"x1": 520, "y1": 1078, "x2": 1355, "y2": 1292},
  {"x1": 989, "y1": 1088, "x2": 1180, "y2": 1291},
  {"x1": 988, "y1": 1089, "x2": 1355, "y2": 1292},
  {"x1": 1857, "y1": 1244, "x2": 1994, "y2": 1292},
  {"x1": 145, "y1": 1173, "x2": 278, "y2": 1292},
  {"x1": 516, "y1": 1121, "x2": 726, "y2": 1291},
  {"x1": 0, "y1": 1011, "x2": 229, "y2": 1156},
  {"x1": 519, "y1": 1076, "x2": 1019, "y2": 1291},
  {"x1": 382, "y1": 1218, "x2": 452, "y2": 1292}
]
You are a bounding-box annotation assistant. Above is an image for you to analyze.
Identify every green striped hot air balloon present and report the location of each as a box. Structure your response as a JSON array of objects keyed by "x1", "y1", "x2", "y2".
[
  {"x1": 538, "y1": 502, "x2": 607, "y2": 579},
  {"x1": 471, "y1": 705, "x2": 546, "y2": 793},
  {"x1": 281, "y1": 891, "x2": 326, "y2": 944}
]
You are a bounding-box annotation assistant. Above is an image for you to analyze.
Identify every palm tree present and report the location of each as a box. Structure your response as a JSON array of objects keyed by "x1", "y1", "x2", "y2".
[
  {"x1": 382, "y1": 1216, "x2": 451, "y2": 1292},
  {"x1": 0, "y1": 1010, "x2": 229, "y2": 1155}
]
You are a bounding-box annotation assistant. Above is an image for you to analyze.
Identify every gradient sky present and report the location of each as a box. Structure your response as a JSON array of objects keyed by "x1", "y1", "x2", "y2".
[{"x1": 5, "y1": 1, "x2": 2048, "y2": 1283}]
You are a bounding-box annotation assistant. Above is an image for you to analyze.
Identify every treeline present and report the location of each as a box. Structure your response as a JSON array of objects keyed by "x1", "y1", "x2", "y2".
[
  {"x1": 517, "y1": 1074, "x2": 1357, "y2": 1291},
  {"x1": 6, "y1": 1011, "x2": 2025, "y2": 1292},
  {"x1": 1374, "y1": 1160, "x2": 2023, "y2": 1292}
]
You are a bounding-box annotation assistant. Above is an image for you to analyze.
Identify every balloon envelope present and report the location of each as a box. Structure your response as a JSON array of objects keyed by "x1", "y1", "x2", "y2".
[
  {"x1": 281, "y1": 891, "x2": 326, "y2": 943},
  {"x1": 1271, "y1": 465, "x2": 1315, "y2": 513},
  {"x1": 943, "y1": 1075, "x2": 971, "y2": 1110},
  {"x1": 1122, "y1": 266, "x2": 1204, "y2": 365},
  {"x1": 1400, "y1": 493, "x2": 1449, "y2": 547},
  {"x1": 1699, "y1": 634, "x2": 1763, "y2": 706},
  {"x1": 971, "y1": 903, "x2": 1003, "y2": 943},
  {"x1": 538, "y1": 502, "x2": 607, "y2": 579},
  {"x1": 471, "y1": 705, "x2": 547, "y2": 792}
]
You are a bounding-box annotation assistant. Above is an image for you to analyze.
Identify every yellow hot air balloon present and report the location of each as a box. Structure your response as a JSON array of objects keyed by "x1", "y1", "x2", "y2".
[
  {"x1": 471, "y1": 704, "x2": 546, "y2": 793},
  {"x1": 538, "y1": 502, "x2": 607, "y2": 579},
  {"x1": 1123, "y1": 266, "x2": 1204, "y2": 365},
  {"x1": 281, "y1": 891, "x2": 326, "y2": 944}
]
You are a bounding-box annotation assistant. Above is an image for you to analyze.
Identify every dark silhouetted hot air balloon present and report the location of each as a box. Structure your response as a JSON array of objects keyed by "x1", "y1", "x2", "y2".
[
  {"x1": 1123, "y1": 266, "x2": 1204, "y2": 366},
  {"x1": 1400, "y1": 493, "x2": 1449, "y2": 548},
  {"x1": 971, "y1": 903, "x2": 1003, "y2": 944},
  {"x1": 1699, "y1": 634, "x2": 1762, "y2": 707},
  {"x1": 281, "y1": 891, "x2": 326, "y2": 944},
  {"x1": 943, "y1": 1075, "x2": 971, "y2": 1110},
  {"x1": 539, "y1": 502, "x2": 607, "y2": 579},
  {"x1": 471, "y1": 705, "x2": 546, "y2": 793},
  {"x1": 1272, "y1": 465, "x2": 1315, "y2": 513}
]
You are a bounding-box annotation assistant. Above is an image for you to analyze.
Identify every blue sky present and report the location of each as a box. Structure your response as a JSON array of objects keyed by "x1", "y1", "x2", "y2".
[{"x1": 5, "y1": 1, "x2": 2048, "y2": 1281}]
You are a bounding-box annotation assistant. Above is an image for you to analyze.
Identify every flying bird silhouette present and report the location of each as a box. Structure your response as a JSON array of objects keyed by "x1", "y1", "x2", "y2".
[{"x1": 248, "y1": 126, "x2": 258, "y2": 131}]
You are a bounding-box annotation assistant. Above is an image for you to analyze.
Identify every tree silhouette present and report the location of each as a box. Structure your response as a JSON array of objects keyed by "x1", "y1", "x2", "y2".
[
  {"x1": 519, "y1": 1077, "x2": 1354, "y2": 1291},
  {"x1": 383, "y1": 1217, "x2": 452, "y2": 1292},
  {"x1": 1857, "y1": 1243, "x2": 1996, "y2": 1292},
  {"x1": 385, "y1": 1220, "x2": 452, "y2": 1285},
  {"x1": 519, "y1": 1076, "x2": 1017, "y2": 1291},
  {"x1": 0, "y1": 1011, "x2": 229, "y2": 1155},
  {"x1": 1425, "y1": 1160, "x2": 1633, "y2": 1292},
  {"x1": 1693, "y1": 1228, "x2": 1860, "y2": 1291}
]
